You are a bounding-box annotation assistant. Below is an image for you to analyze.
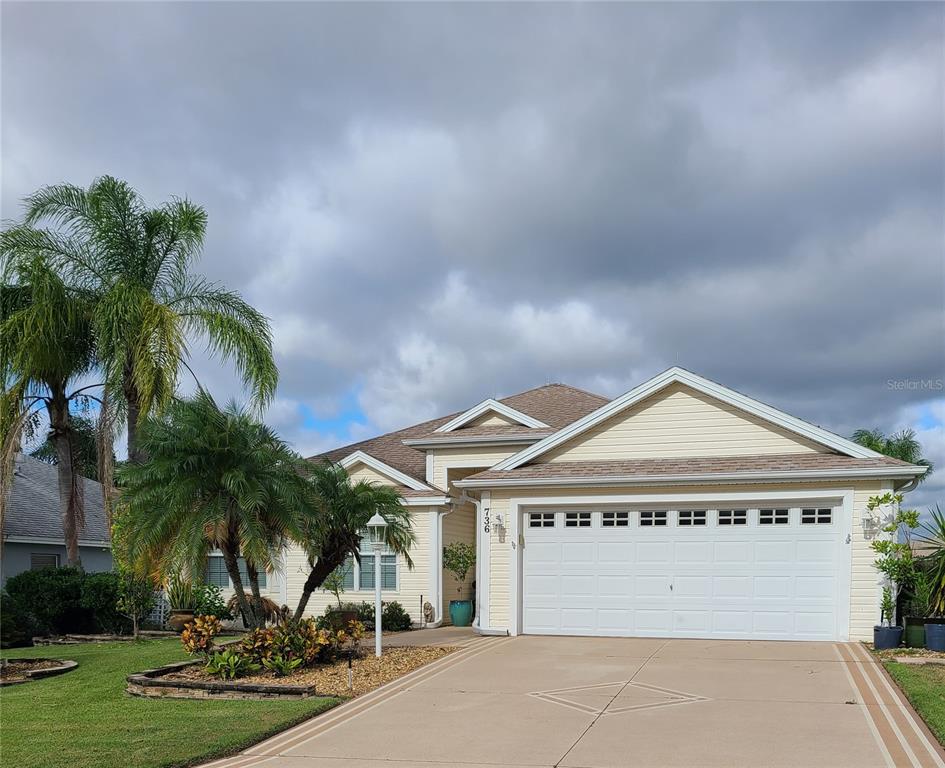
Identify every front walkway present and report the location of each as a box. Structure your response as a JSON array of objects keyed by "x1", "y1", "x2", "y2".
[
  {"x1": 359, "y1": 625, "x2": 476, "y2": 648},
  {"x1": 204, "y1": 636, "x2": 945, "y2": 768}
]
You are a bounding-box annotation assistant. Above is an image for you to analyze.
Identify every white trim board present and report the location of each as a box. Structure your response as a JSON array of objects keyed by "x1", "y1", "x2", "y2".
[
  {"x1": 454, "y1": 466, "x2": 925, "y2": 489},
  {"x1": 3, "y1": 536, "x2": 111, "y2": 548},
  {"x1": 338, "y1": 450, "x2": 433, "y2": 491},
  {"x1": 493, "y1": 367, "x2": 884, "y2": 470},
  {"x1": 506, "y1": 488, "x2": 854, "y2": 641},
  {"x1": 435, "y1": 399, "x2": 549, "y2": 432}
]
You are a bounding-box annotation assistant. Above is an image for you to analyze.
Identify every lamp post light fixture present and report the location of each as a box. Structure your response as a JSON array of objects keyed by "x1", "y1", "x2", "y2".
[{"x1": 366, "y1": 512, "x2": 388, "y2": 658}]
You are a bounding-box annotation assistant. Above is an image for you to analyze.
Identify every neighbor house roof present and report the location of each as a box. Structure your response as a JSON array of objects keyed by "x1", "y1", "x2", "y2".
[
  {"x1": 3, "y1": 454, "x2": 111, "y2": 545},
  {"x1": 310, "y1": 384, "x2": 608, "y2": 484},
  {"x1": 454, "y1": 453, "x2": 926, "y2": 488}
]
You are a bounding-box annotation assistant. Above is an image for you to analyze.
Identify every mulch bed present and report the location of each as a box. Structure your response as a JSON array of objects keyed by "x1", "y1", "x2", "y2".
[
  {"x1": 0, "y1": 659, "x2": 77, "y2": 685},
  {"x1": 165, "y1": 645, "x2": 454, "y2": 697}
]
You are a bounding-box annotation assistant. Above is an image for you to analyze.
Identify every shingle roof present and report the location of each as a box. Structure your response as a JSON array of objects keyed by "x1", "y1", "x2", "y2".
[
  {"x1": 310, "y1": 384, "x2": 608, "y2": 485},
  {"x1": 458, "y1": 453, "x2": 923, "y2": 486},
  {"x1": 3, "y1": 454, "x2": 111, "y2": 543}
]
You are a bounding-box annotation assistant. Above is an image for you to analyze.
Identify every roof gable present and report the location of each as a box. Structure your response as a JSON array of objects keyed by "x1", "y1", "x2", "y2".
[
  {"x1": 493, "y1": 368, "x2": 882, "y2": 471},
  {"x1": 434, "y1": 399, "x2": 550, "y2": 432},
  {"x1": 337, "y1": 451, "x2": 432, "y2": 491}
]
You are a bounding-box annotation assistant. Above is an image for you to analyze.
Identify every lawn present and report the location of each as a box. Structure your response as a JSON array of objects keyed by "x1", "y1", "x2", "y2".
[
  {"x1": 0, "y1": 639, "x2": 339, "y2": 768},
  {"x1": 883, "y1": 662, "x2": 945, "y2": 746}
]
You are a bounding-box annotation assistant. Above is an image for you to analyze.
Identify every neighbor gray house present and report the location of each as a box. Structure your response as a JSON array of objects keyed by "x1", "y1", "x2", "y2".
[{"x1": 1, "y1": 454, "x2": 112, "y2": 582}]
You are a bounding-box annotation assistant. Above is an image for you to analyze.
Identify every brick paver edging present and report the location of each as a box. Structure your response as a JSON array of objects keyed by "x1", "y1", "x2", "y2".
[{"x1": 0, "y1": 658, "x2": 78, "y2": 686}]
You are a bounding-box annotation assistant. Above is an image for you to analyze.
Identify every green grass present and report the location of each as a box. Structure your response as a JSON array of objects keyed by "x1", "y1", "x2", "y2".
[
  {"x1": 883, "y1": 662, "x2": 945, "y2": 746},
  {"x1": 0, "y1": 639, "x2": 339, "y2": 768}
]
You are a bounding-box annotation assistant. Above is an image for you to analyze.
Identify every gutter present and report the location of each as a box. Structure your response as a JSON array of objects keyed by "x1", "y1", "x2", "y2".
[{"x1": 453, "y1": 466, "x2": 928, "y2": 489}]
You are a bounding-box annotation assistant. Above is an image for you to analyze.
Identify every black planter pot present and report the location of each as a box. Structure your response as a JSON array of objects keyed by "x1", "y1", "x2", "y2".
[
  {"x1": 873, "y1": 625, "x2": 903, "y2": 650},
  {"x1": 925, "y1": 623, "x2": 945, "y2": 651}
]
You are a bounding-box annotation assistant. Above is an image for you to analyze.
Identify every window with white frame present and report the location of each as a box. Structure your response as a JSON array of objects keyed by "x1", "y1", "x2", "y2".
[
  {"x1": 332, "y1": 536, "x2": 398, "y2": 592},
  {"x1": 759, "y1": 508, "x2": 789, "y2": 525},
  {"x1": 529, "y1": 512, "x2": 555, "y2": 528},
  {"x1": 678, "y1": 510, "x2": 707, "y2": 526},
  {"x1": 601, "y1": 511, "x2": 629, "y2": 527},
  {"x1": 204, "y1": 556, "x2": 267, "y2": 588},
  {"x1": 565, "y1": 511, "x2": 591, "y2": 528},
  {"x1": 801, "y1": 507, "x2": 832, "y2": 525},
  {"x1": 717, "y1": 509, "x2": 747, "y2": 526},
  {"x1": 30, "y1": 553, "x2": 59, "y2": 570},
  {"x1": 640, "y1": 510, "x2": 668, "y2": 527}
]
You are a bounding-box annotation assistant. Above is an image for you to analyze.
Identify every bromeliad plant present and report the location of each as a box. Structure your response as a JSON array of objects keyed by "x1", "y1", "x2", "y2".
[{"x1": 869, "y1": 493, "x2": 920, "y2": 626}]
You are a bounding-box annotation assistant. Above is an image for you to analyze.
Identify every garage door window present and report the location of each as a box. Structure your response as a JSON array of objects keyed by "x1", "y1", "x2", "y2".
[
  {"x1": 678, "y1": 510, "x2": 707, "y2": 526},
  {"x1": 640, "y1": 510, "x2": 667, "y2": 526},
  {"x1": 759, "y1": 508, "x2": 789, "y2": 525},
  {"x1": 718, "y1": 509, "x2": 747, "y2": 525},
  {"x1": 529, "y1": 512, "x2": 556, "y2": 528},
  {"x1": 601, "y1": 511, "x2": 629, "y2": 527},
  {"x1": 801, "y1": 507, "x2": 832, "y2": 524},
  {"x1": 565, "y1": 512, "x2": 591, "y2": 527}
]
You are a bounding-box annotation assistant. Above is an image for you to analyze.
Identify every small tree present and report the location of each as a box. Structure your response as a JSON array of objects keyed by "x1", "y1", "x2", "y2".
[
  {"x1": 322, "y1": 562, "x2": 351, "y2": 609},
  {"x1": 869, "y1": 493, "x2": 920, "y2": 626},
  {"x1": 442, "y1": 542, "x2": 476, "y2": 599},
  {"x1": 111, "y1": 505, "x2": 155, "y2": 638}
]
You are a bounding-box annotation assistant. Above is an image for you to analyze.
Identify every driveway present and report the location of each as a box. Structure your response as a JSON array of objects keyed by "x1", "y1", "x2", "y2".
[{"x1": 206, "y1": 636, "x2": 945, "y2": 768}]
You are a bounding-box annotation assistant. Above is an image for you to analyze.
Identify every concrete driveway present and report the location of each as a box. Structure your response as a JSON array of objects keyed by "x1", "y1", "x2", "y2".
[{"x1": 206, "y1": 636, "x2": 945, "y2": 768}]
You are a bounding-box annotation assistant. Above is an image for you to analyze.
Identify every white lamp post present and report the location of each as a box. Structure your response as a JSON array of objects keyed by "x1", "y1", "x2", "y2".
[{"x1": 366, "y1": 512, "x2": 388, "y2": 658}]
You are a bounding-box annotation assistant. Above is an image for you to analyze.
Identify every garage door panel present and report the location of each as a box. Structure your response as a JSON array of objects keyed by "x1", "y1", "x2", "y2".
[{"x1": 522, "y1": 506, "x2": 842, "y2": 641}]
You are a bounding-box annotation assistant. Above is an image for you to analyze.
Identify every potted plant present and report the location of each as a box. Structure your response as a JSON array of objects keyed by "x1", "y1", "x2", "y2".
[
  {"x1": 918, "y1": 504, "x2": 945, "y2": 650},
  {"x1": 166, "y1": 574, "x2": 196, "y2": 633},
  {"x1": 323, "y1": 562, "x2": 358, "y2": 630},
  {"x1": 869, "y1": 493, "x2": 919, "y2": 650},
  {"x1": 442, "y1": 541, "x2": 476, "y2": 627},
  {"x1": 903, "y1": 571, "x2": 932, "y2": 648}
]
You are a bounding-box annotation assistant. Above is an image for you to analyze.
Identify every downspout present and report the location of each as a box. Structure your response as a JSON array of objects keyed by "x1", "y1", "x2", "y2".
[
  {"x1": 460, "y1": 491, "x2": 509, "y2": 637},
  {"x1": 426, "y1": 504, "x2": 454, "y2": 629}
]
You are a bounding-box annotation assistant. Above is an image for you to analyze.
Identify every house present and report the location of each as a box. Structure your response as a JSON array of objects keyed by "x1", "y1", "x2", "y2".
[
  {"x1": 243, "y1": 368, "x2": 928, "y2": 642},
  {"x1": 1, "y1": 454, "x2": 113, "y2": 582}
]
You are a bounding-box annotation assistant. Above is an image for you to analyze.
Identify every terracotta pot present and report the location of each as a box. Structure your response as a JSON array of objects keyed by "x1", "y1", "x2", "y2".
[{"x1": 167, "y1": 610, "x2": 195, "y2": 633}]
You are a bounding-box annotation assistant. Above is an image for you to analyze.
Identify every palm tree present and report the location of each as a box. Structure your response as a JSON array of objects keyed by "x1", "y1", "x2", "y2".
[
  {"x1": 0, "y1": 257, "x2": 98, "y2": 565},
  {"x1": 917, "y1": 504, "x2": 945, "y2": 615},
  {"x1": 6, "y1": 177, "x2": 277, "y2": 463},
  {"x1": 852, "y1": 428, "x2": 934, "y2": 481},
  {"x1": 117, "y1": 391, "x2": 308, "y2": 629},
  {"x1": 293, "y1": 461, "x2": 415, "y2": 621},
  {"x1": 30, "y1": 413, "x2": 102, "y2": 481}
]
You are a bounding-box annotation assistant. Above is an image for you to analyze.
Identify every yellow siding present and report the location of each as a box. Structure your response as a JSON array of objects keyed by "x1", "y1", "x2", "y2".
[
  {"x1": 464, "y1": 412, "x2": 519, "y2": 427},
  {"x1": 283, "y1": 506, "x2": 436, "y2": 625},
  {"x1": 441, "y1": 504, "x2": 476, "y2": 621},
  {"x1": 346, "y1": 462, "x2": 399, "y2": 486},
  {"x1": 486, "y1": 480, "x2": 886, "y2": 641},
  {"x1": 430, "y1": 446, "x2": 519, "y2": 491},
  {"x1": 541, "y1": 384, "x2": 828, "y2": 462}
]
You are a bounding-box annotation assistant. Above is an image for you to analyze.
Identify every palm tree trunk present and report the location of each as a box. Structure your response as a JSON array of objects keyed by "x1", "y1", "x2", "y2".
[
  {"x1": 220, "y1": 536, "x2": 261, "y2": 629},
  {"x1": 123, "y1": 359, "x2": 147, "y2": 465},
  {"x1": 293, "y1": 552, "x2": 346, "y2": 622},
  {"x1": 46, "y1": 389, "x2": 81, "y2": 567}
]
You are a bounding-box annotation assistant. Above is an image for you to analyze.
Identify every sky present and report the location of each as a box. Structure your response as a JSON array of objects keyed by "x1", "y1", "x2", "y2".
[{"x1": 2, "y1": 2, "x2": 943, "y2": 508}]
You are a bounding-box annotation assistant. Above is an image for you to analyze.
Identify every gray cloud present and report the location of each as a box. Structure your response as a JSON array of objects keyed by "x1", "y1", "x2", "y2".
[{"x1": 2, "y1": 2, "x2": 942, "y2": 505}]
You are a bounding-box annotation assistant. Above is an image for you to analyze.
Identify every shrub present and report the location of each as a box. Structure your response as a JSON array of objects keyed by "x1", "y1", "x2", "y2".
[
  {"x1": 166, "y1": 574, "x2": 195, "y2": 610},
  {"x1": 237, "y1": 617, "x2": 364, "y2": 673},
  {"x1": 181, "y1": 615, "x2": 222, "y2": 659},
  {"x1": 0, "y1": 589, "x2": 36, "y2": 647},
  {"x1": 80, "y1": 571, "x2": 129, "y2": 634},
  {"x1": 3, "y1": 566, "x2": 93, "y2": 635},
  {"x1": 382, "y1": 601, "x2": 412, "y2": 632},
  {"x1": 192, "y1": 584, "x2": 233, "y2": 620},
  {"x1": 205, "y1": 647, "x2": 260, "y2": 680}
]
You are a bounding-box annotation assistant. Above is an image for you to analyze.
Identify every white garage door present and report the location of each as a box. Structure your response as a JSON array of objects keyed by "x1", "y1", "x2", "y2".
[{"x1": 522, "y1": 505, "x2": 844, "y2": 641}]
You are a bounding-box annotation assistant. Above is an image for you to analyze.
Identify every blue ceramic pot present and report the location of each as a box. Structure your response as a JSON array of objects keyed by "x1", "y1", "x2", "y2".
[
  {"x1": 925, "y1": 623, "x2": 945, "y2": 651},
  {"x1": 873, "y1": 625, "x2": 903, "y2": 650},
  {"x1": 448, "y1": 600, "x2": 474, "y2": 627}
]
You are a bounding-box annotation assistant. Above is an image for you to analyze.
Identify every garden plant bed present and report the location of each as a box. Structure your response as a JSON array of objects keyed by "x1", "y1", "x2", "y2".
[
  {"x1": 129, "y1": 645, "x2": 455, "y2": 700},
  {"x1": 0, "y1": 658, "x2": 77, "y2": 686}
]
